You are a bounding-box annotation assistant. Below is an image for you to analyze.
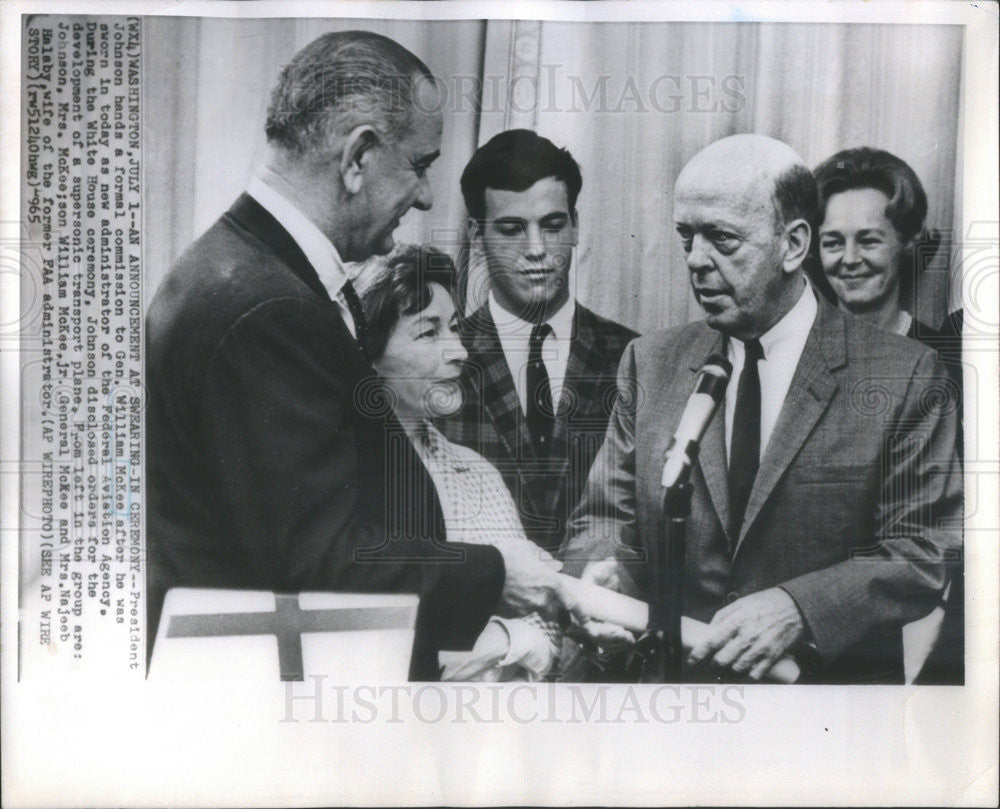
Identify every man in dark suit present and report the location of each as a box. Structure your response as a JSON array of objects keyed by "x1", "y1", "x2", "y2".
[
  {"x1": 147, "y1": 32, "x2": 560, "y2": 679},
  {"x1": 443, "y1": 130, "x2": 637, "y2": 553},
  {"x1": 562, "y1": 134, "x2": 962, "y2": 684}
]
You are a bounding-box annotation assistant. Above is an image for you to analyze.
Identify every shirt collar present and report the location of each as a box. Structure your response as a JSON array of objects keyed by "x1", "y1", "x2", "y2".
[
  {"x1": 247, "y1": 169, "x2": 349, "y2": 298},
  {"x1": 487, "y1": 292, "x2": 576, "y2": 342},
  {"x1": 732, "y1": 281, "x2": 817, "y2": 359}
]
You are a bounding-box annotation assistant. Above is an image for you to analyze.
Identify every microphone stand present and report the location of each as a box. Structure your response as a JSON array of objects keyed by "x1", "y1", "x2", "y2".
[
  {"x1": 647, "y1": 480, "x2": 692, "y2": 683},
  {"x1": 642, "y1": 354, "x2": 730, "y2": 683}
]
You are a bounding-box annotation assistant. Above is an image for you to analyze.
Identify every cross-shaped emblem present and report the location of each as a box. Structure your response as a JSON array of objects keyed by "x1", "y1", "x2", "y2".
[{"x1": 166, "y1": 594, "x2": 414, "y2": 681}]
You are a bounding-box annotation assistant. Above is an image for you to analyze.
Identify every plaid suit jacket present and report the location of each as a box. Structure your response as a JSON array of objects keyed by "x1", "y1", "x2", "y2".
[{"x1": 440, "y1": 302, "x2": 637, "y2": 551}]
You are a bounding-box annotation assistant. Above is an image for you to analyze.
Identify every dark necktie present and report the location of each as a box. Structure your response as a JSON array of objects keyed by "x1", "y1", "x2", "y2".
[
  {"x1": 526, "y1": 323, "x2": 555, "y2": 453},
  {"x1": 728, "y1": 338, "x2": 764, "y2": 543},
  {"x1": 339, "y1": 280, "x2": 368, "y2": 358}
]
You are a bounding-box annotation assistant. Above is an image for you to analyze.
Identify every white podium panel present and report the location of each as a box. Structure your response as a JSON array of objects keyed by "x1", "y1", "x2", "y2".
[{"x1": 150, "y1": 589, "x2": 419, "y2": 683}]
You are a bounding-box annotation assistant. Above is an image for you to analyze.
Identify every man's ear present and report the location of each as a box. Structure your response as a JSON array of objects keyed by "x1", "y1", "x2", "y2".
[
  {"x1": 340, "y1": 125, "x2": 380, "y2": 195},
  {"x1": 782, "y1": 218, "x2": 812, "y2": 273},
  {"x1": 468, "y1": 217, "x2": 484, "y2": 242}
]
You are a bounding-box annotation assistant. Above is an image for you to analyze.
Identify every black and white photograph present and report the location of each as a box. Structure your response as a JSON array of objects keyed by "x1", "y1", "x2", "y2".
[{"x1": 2, "y1": 1, "x2": 997, "y2": 806}]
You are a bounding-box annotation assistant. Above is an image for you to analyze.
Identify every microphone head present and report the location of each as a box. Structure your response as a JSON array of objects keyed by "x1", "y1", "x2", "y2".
[
  {"x1": 702, "y1": 354, "x2": 732, "y2": 380},
  {"x1": 694, "y1": 354, "x2": 732, "y2": 402},
  {"x1": 661, "y1": 353, "x2": 733, "y2": 489}
]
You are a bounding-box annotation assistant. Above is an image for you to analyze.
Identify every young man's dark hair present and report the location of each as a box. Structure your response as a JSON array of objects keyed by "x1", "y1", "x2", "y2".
[{"x1": 460, "y1": 129, "x2": 583, "y2": 222}]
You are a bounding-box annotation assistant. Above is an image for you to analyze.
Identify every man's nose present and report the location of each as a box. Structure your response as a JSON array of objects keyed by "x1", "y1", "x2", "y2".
[
  {"x1": 524, "y1": 223, "x2": 547, "y2": 260},
  {"x1": 412, "y1": 175, "x2": 433, "y2": 212},
  {"x1": 686, "y1": 234, "x2": 713, "y2": 271}
]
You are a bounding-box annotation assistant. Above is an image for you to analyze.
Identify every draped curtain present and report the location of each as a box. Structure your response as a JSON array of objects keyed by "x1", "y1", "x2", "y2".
[{"x1": 145, "y1": 18, "x2": 963, "y2": 332}]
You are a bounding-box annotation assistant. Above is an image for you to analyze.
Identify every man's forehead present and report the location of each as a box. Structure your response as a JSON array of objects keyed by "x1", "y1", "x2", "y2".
[
  {"x1": 673, "y1": 175, "x2": 769, "y2": 224},
  {"x1": 672, "y1": 137, "x2": 806, "y2": 224},
  {"x1": 677, "y1": 152, "x2": 768, "y2": 192},
  {"x1": 683, "y1": 134, "x2": 803, "y2": 176}
]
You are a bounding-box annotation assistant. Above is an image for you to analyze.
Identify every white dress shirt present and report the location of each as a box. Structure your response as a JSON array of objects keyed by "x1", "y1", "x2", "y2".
[
  {"x1": 724, "y1": 282, "x2": 818, "y2": 462},
  {"x1": 488, "y1": 292, "x2": 577, "y2": 415},
  {"x1": 246, "y1": 170, "x2": 358, "y2": 338}
]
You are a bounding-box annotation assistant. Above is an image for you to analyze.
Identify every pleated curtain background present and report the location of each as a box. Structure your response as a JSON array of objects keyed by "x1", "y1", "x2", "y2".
[{"x1": 145, "y1": 18, "x2": 963, "y2": 333}]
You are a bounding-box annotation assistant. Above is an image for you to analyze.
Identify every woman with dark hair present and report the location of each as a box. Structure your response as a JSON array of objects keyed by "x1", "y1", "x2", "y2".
[
  {"x1": 811, "y1": 146, "x2": 961, "y2": 347},
  {"x1": 811, "y1": 147, "x2": 963, "y2": 685},
  {"x1": 363, "y1": 245, "x2": 628, "y2": 681}
]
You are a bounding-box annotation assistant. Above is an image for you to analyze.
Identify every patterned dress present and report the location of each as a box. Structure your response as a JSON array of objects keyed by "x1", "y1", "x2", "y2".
[{"x1": 412, "y1": 421, "x2": 563, "y2": 680}]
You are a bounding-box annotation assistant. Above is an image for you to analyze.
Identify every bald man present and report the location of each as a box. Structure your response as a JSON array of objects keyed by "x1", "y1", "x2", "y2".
[{"x1": 561, "y1": 135, "x2": 962, "y2": 684}]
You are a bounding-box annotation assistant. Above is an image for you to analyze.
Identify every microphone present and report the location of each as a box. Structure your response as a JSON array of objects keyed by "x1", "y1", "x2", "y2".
[{"x1": 660, "y1": 354, "x2": 732, "y2": 489}]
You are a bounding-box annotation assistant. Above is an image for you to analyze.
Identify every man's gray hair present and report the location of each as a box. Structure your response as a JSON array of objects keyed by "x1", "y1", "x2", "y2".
[
  {"x1": 265, "y1": 30, "x2": 435, "y2": 154},
  {"x1": 772, "y1": 162, "x2": 818, "y2": 230}
]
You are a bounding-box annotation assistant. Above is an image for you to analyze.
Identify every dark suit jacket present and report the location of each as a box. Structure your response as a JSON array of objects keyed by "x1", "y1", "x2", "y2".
[
  {"x1": 146, "y1": 194, "x2": 504, "y2": 679},
  {"x1": 562, "y1": 300, "x2": 963, "y2": 683},
  {"x1": 441, "y1": 302, "x2": 637, "y2": 551},
  {"x1": 909, "y1": 309, "x2": 964, "y2": 684},
  {"x1": 909, "y1": 311, "x2": 964, "y2": 415}
]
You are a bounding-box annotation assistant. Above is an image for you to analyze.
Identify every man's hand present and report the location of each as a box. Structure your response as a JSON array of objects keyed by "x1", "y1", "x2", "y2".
[
  {"x1": 687, "y1": 588, "x2": 805, "y2": 680},
  {"x1": 575, "y1": 619, "x2": 636, "y2": 652},
  {"x1": 579, "y1": 558, "x2": 628, "y2": 593},
  {"x1": 560, "y1": 559, "x2": 637, "y2": 651},
  {"x1": 497, "y1": 544, "x2": 562, "y2": 616}
]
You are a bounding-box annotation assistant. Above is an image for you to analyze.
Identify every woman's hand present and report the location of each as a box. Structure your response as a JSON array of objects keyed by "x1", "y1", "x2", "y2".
[{"x1": 497, "y1": 543, "x2": 563, "y2": 617}]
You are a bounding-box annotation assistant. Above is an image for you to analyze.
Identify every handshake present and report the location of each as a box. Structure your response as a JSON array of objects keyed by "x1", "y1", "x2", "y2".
[
  {"x1": 497, "y1": 547, "x2": 802, "y2": 683},
  {"x1": 496, "y1": 545, "x2": 635, "y2": 647}
]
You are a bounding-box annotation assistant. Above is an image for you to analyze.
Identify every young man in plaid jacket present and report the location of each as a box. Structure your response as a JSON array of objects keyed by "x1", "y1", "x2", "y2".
[{"x1": 442, "y1": 130, "x2": 638, "y2": 553}]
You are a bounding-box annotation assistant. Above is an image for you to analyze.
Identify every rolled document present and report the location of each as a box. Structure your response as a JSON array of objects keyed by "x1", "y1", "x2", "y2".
[{"x1": 558, "y1": 574, "x2": 801, "y2": 684}]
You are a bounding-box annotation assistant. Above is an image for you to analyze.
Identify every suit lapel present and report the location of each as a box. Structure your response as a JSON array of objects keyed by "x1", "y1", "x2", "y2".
[
  {"x1": 226, "y1": 194, "x2": 331, "y2": 302},
  {"x1": 464, "y1": 307, "x2": 535, "y2": 466},
  {"x1": 225, "y1": 193, "x2": 370, "y2": 377},
  {"x1": 698, "y1": 388, "x2": 731, "y2": 544},
  {"x1": 551, "y1": 307, "x2": 602, "y2": 458},
  {"x1": 734, "y1": 302, "x2": 843, "y2": 554}
]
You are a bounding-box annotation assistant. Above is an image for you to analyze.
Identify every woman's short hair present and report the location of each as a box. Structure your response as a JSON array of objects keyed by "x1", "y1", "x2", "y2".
[
  {"x1": 810, "y1": 147, "x2": 931, "y2": 306},
  {"x1": 813, "y1": 147, "x2": 928, "y2": 242},
  {"x1": 362, "y1": 245, "x2": 457, "y2": 361}
]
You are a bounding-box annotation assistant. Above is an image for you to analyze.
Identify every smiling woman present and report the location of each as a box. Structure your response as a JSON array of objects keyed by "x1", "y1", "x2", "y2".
[
  {"x1": 365, "y1": 244, "x2": 467, "y2": 419},
  {"x1": 362, "y1": 244, "x2": 586, "y2": 681},
  {"x1": 811, "y1": 147, "x2": 938, "y2": 337},
  {"x1": 809, "y1": 147, "x2": 964, "y2": 392}
]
